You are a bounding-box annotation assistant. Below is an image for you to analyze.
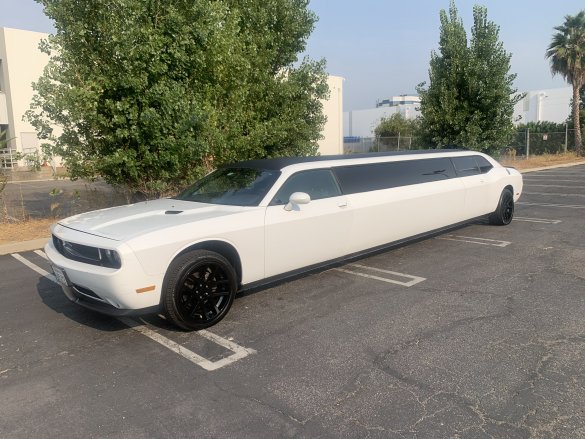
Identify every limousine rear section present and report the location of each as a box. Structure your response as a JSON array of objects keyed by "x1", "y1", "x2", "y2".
[{"x1": 45, "y1": 150, "x2": 522, "y2": 330}]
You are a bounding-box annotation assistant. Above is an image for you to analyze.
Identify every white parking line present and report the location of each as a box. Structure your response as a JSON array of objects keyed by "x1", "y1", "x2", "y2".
[
  {"x1": 525, "y1": 175, "x2": 585, "y2": 179},
  {"x1": 523, "y1": 178, "x2": 585, "y2": 183},
  {"x1": 517, "y1": 201, "x2": 585, "y2": 209},
  {"x1": 524, "y1": 192, "x2": 585, "y2": 197},
  {"x1": 334, "y1": 264, "x2": 426, "y2": 287},
  {"x1": 11, "y1": 253, "x2": 56, "y2": 282},
  {"x1": 526, "y1": 184, "x2": 585, "y2": 189},
  {"x1": 34, "y1": 250, "x2": 49, "y2": 260},
  {"x1": 436, "y1": 235, "x2": 511, "y2": 247},
  {"x1": 514, "y1": 217, "x2": 562, "y2": 224},
  {"x1": 119, "y1": 318, "x2": 256, "y2": 371},
  {"x1": 11, "y1": 252, "x2": 255, "y2": 371}
]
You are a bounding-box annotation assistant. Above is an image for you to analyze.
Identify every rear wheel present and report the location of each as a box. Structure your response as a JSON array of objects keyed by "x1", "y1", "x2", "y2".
[
  {"x1": 489, "y1": 189, "x2": 514, "y2": 225},
  {"x1": 162, "y1": 250, "x2": 237, "y2": 331}
]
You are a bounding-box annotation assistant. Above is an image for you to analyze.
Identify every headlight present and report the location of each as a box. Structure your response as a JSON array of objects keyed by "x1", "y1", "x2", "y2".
[
  {"x1": 98, "y1": 248, "x2": 122, "y2": 269},
  {"x1": 53, "y1": 235, "x2": 122, "y2": 269}
]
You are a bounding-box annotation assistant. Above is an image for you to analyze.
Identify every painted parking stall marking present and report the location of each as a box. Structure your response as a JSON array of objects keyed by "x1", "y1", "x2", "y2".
[
  {"x1": 334, "y1": 264, "x2": 426, "y2": 287},
  {"x1": 517, "y1": 201, "x2": 585, "y2": 209},
  {"x1": 119, "y1": 318, "x2": 256, "y2": 371},
  {"x1": 11, "y1": 253, "x2": 57, "y2": 282},
  {"x1": 525, "y1": 184, "x2": 585, "y2": 189},
  {"x1": 524, "y1": 192, "x2": 585, "y2": 197},
  {"x1": 523, "y1": 178, "x2": 585, "y2": 183},
  {"x1": 514, "y1": 217, "x2": 562, "y2": 224},
  {"x1": 435, "y1": 235, "x2": 511, "y2": 247},
  {"x1": 11, "y1": 251, "x2": 256, "y2": 371}
]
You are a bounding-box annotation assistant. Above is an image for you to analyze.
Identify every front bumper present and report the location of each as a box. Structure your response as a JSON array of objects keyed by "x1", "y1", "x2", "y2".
[
  {"x1": 45, "y1": 236, "x2": 163, "y2": 313},
  {"x1": 59, "y1": 281, "x2": 160, "y2": 317}
]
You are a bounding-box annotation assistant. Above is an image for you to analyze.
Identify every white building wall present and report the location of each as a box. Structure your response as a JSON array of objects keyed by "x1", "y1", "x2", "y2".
[
  {"x1": 0, "y1": 28, "x2": 49, "y2": 156},
  {"x1": 344, "y1": 104, "x2": 420, "y2": 138},
  {"x1": 318, "y1": 75, "x2": 343, "y2": 155},
  {"x1": 513, "y1": 87, "x2": 571, "y2": 125}
]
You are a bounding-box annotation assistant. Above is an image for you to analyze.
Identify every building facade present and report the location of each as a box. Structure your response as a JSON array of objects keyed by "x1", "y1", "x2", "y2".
[
  {"x1": 319, "y1": 75, "x2": 344, "y2": 155},
  {"x1": 344, "y1": 98, "x2": 421, "y2": 138},
  {"x1": 513, "y1": 87, "x2": 571, "y2": 125},
  {"x1": 0, "y1": 27, "x2": 49, "y2": 168}
]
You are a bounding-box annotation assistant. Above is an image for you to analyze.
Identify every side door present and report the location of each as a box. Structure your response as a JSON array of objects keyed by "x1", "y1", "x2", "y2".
[
  {"x1": 451, "y1": 156, "x2": 492, "y2": 217},
  {"x1": 264, "y1": 169, "x2": 352, "y2": 278}
]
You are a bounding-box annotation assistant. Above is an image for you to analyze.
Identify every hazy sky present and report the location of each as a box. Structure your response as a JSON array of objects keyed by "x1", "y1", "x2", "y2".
[{"x1": 1, "y1": 0, "x2": 583, "y2": 111}]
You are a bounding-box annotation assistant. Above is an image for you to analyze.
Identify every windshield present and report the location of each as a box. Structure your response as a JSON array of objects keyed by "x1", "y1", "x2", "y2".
[{"x1": 175, "y1": 167, "x2": 280, "y2": 206}]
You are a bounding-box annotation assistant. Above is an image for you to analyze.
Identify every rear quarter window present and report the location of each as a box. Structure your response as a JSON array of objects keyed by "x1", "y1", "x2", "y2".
[
  {"x1": 474, "y1": 155, "x2": 494, "y2": 173},
  {"x1": 452, "y1": 156, "x2": 480, "y2": 176}
]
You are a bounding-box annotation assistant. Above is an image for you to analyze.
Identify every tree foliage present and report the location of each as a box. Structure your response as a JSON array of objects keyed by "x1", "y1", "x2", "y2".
[
  {"x1": 27, "y1": 0, "x2": 328, "y2": 196},
  {"x1": 416, "y1": 2, "x2": 521, "y2": 152},
  {"x1": 546, "y1": 11, "x2": 585, "y2": 155},
  {"x1": 374, "y1": 113, "x2": 420, "y2": 138}
]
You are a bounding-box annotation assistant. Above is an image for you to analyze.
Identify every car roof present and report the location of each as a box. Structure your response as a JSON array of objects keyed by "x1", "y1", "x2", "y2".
[{"x1": 228, "y1": 149, "x2": 469, "y2": 171}]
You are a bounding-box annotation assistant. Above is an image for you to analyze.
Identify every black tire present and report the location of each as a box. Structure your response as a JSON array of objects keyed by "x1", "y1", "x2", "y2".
[
  {"x1": 162, "y1": 250, "x2": 237, "y2": 331},
  {"x1": 489, "y1": 189, "x2": 514, "y2": 226}
]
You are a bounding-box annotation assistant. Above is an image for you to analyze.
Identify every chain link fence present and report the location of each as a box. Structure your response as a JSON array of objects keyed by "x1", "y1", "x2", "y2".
[
  {"x1": 344, "y1": 136, "x2": 433, "y2": 154},
  {"x1": 506, "y1": 128, "x2": 576, "y2": 158},
  {"x1": 345, "y1": 128, "x2": 579, "y2": 158}
]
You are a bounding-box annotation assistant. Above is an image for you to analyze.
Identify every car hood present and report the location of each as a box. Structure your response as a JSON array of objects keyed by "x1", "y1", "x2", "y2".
[{"x1": 57, "y1": 198, "x2": 252, "y2": 241}]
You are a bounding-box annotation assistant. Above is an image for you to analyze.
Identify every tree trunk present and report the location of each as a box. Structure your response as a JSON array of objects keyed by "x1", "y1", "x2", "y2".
[{"x1": 573, "y1": 83, "x2": 583, "y2": 155}]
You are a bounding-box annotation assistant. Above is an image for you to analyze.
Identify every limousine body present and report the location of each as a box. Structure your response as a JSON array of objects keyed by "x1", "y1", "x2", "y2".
[{"x1": 45, "y1": 150, "x2": 522, "y2": 330}]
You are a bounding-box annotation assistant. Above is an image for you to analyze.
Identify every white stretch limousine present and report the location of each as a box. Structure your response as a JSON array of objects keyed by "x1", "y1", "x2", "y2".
[{"x1": 46, "y1": 150, "x2": 523, "y2": 330}]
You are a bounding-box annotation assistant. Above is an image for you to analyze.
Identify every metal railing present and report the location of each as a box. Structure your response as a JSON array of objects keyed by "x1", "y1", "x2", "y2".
[{"x1": 0, "y1": 147, "x2": 17, "y2": 169}]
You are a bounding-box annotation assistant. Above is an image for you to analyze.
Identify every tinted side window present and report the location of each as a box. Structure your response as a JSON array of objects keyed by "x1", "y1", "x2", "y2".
[
  {"x1": 333, "y1": 158, "x2": 456, "y2": 195},
  {"x1": 271, "y1": 169, "x2": 342, "y2": 205},
  {"x1": 452, "y1": 156, "x2": 480, "y2": 176},
  {"x1": 474, "y1": 155, "x2": 494, "y2": 174}
]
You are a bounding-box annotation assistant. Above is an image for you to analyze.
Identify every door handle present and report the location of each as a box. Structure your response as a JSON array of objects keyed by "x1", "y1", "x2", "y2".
[{"x1": 337, "y1": 201, "x2": 348, "y2": 208}]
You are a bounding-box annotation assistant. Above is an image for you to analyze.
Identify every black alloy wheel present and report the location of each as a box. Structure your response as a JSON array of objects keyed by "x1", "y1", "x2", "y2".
[
  {"x1": 489, "y1": 189, "x2": 514, "y2": 226},
  {"x1": 163, "y1": 250, "x2": 237, "y2": 330}
]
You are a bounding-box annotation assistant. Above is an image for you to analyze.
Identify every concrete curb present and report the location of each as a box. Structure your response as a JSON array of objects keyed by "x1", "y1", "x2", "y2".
[
  {"x1": 1, "y1": 160, "x2": 584, "y2": 255},
  {"x1": 0, "y1": 238, "x2": 50, "y2": 256},
  {"x1": 518, "y1": 160, "x2": 585, "y2": 173}
]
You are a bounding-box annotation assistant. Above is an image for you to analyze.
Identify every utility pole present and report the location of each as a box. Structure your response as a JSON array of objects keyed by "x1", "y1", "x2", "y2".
[
  {"x1": 526, "y1": 128, "x2": 530, "y2": 158},
  {"x1": 565, "y1": 124, "x2": 568, "y2": 153},
  {"x1": 397, "y1": 132, "x2": 401, "y2": 151}
]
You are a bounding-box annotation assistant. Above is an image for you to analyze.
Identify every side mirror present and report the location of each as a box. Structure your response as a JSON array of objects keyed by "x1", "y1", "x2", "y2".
[{"x1": 284, "y1": 192, "x2": 311, "y2": 211}]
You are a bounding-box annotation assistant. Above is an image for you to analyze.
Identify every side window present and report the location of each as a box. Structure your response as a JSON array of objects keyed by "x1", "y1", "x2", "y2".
[
  {"x1": 474, "y1": 155, "x2": 494, "y2": 174},
  {"x1": 333, "y1": 158, "x2": 457, "y2": 195},
  {"x1": 271, "y1": 169, "x2": 342, "y2": 205},
  {"x1": 452, "y1": 156, "x2": 480, "y2": 176}
]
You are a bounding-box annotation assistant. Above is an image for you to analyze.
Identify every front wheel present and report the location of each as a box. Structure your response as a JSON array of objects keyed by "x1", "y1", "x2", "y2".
[
  {"x1": 489, "y1": 189, "x2": 514, "y2": 226},
  {"x1": 162, "y1": 250, "x2": 237, "y2": 331}
]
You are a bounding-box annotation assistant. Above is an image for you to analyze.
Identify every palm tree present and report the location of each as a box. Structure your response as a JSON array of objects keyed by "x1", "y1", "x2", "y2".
[{"x1": 546, "y1": 11, "x2": 585, "y2": 155}]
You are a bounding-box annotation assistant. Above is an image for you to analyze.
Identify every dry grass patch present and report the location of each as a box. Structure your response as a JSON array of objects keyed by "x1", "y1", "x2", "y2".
[
  {"x1": 500, "y1": 152, "x2": 585, "y2": 170},
  {"x1": 0, "y1": 218, "x2": 55, "y2": 245}
]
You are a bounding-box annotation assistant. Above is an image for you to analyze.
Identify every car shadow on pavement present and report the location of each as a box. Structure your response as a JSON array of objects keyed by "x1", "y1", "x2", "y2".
[{"x1": 36, "y1": 277, "x2": 128, "y2": 332}]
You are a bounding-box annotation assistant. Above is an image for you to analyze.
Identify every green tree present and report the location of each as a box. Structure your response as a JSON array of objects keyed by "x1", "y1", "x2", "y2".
[
  {"x1": 27, "y1": 0, "x2": 328, "y2": 197},
  {"x1": 416, "y1": 2, "x2": 521, "y2": 152},
  {"x1": 374, "y1": 113, "x2": 420, "y2": 138},
  {"x1": 547, "y1": 11, "x2": 585, "y2": 155}
]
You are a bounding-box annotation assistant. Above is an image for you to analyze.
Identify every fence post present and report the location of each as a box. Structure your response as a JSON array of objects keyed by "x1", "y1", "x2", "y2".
[
  {"x1": 565, "y1": 124, "x2": 568, "y2": 153},
  {"x1": 526, "y1": 128, "x2": 530, "y2": 158}
]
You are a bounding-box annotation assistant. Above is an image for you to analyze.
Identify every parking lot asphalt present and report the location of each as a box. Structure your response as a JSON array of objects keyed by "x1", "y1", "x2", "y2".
[{"x1": 2, "y1": 165, "x2": 585, "y2": 438}]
